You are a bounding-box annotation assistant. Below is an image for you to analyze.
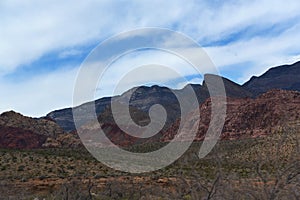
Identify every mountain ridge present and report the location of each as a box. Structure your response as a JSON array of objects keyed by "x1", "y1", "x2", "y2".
[
  {"x1": 47, "y1": 74, "x2": 254, "y2": 132},
  {"x1": 243, "y1": 61, "x2": 300, "y2": 95},
  {"x1": 48, "y1": 58, "x2": 300, "y2": 133},
  {"x1": 0, "y1": 60, "x2": 300, "y2": 149}
]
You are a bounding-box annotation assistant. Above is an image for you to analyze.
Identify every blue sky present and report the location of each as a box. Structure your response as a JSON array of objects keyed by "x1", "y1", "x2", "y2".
[{"x1": 1, "y1": 0, "x2": 300, "y2": 117}]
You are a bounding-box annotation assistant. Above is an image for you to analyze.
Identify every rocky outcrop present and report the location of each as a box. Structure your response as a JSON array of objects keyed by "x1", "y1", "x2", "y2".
[
  {"x1": 221, "y1": 89, "x2": 300, "y2": 139},
  {"x1": 0, "y1": 126, "x2": 47, "y2": 149},
  {"x1": 78, "y1": 89, "x2": 300, "y2": 147},
  {"x1": 0, "y1": 111, "x2": 80, "y2": 149},
  {"x1": 163, "y1": 89, "x2": 300, "y2": 142},
  {"x1": 0, "y1": 111, "x2": 64, "y2": 138}
]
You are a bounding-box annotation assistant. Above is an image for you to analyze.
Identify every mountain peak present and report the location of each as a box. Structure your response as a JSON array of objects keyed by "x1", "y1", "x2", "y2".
[{"x1": 0, "y1": 110, "x2": 23, "y2": 118}]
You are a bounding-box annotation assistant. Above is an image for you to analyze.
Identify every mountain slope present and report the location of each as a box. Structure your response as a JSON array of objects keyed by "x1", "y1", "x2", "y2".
[
  {"x1": 0, "y1": 126, "x2": 47, "y2": 149},
  {"x1": 1, "y1": 90, "x2": 299, "y2": 149},
  {"x1": 46, "y1": 74, "x2": 253, "y2": 132},
  {"x1": 0, "y1": 111, "x2": 64, "y2": 138},
  {"x1": 243, "y1": 61, "x2": 300, "y2": 95},
  {"x1": 46, "y1": 97, "x2": 112, "y2": 132},
  {"x1": 162, "y1": 89, "x2": 300, "y2": 142},
  {"x1": 77, "y1": 89, "x2": 300, "y2": 147},
  {"x1": 0, "y1": 111, "x2": 80, "y2": 149}
]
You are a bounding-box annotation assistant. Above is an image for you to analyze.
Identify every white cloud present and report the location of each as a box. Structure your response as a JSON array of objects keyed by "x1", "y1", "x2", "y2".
[
  {"x1": 1, "y1": 0, "x2": 300, "y2": 116},
  {"x1": 94, "y1": 49, "x2": 202, "y2": 97},
  {"x1": 1, "y1": 0, "x2": 300, "y2": 73},
  {"x1": 0, "y1": 66, "x2": 78, "y2": 117},
  {"x1": 58, "y1": 49, "x2": 83, "y2": 59},
  {"x1": 178, "y1": 0, "x2": 300, "y2": 41},
  {"x1": 205, "y1": 22, "x2": 300, "y2": 83},
  {"x1": 0, "y1": 0, "x2": 193, "y2": 73}
]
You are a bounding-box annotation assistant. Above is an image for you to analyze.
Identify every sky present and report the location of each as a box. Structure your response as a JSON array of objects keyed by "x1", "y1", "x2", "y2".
[{"x1": 1, "y1": 0, "x2": 300, "y2": 117}]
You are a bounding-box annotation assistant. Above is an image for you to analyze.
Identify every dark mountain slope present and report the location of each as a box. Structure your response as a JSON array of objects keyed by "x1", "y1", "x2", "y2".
[
  {"x1": 46, "y1": 97, "x2": 112, "y2": 132},
  {"x1": 243, "y1": 61, "x2": 300, "y2": 96},
  {"x1": 46, "y1": 74, "x2": 253, "y2": 132}
]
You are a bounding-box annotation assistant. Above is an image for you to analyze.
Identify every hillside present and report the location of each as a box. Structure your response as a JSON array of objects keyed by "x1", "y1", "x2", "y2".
[
  {"x1": 243, "y1": 61, "x2": 300, "y2": 95},
  {"x1": 163, "y1": 89, "x2": 300, "y2": 142},
  {"x1": 0, "y1": 111, "x2": 80, "y2": 149},
  {"x1": 77, "y1": 89, "x2": 300, "y2": 147},
  {"x1": 46, "y1": 74, "x2": 253, "y2": 132}
]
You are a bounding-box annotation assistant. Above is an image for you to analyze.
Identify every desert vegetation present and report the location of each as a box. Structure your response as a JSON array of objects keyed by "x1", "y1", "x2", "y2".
[{"x1": 0, "y1": 122, "x2": 299, "y2": 200}]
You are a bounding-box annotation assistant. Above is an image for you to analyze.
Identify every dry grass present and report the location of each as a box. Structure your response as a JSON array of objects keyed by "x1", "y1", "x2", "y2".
[{"x1": 0, "y1": 125, "x2": 299, "y2": 199}]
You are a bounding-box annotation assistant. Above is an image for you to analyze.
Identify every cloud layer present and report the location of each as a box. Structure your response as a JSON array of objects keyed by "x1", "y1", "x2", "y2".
[{"x1": 1, "y1": 0, "x2": 300, "y2": 116}]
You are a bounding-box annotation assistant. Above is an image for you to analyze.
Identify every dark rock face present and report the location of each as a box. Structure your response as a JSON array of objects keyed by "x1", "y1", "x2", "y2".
[
  {"x1": 243, "y1": 61, "x2": 300, "y2": 96},
  {"x1": 46, "y1": 74, "x2": 253, "y2": 132},
  {"x1": 215, "y1": 75, "x2": 253, "y2": 98},
  {"x1": 46, "y1": 97, "x2": 112, "y2": 132},
  {"x1": 46, "y1": 108, "x2": 75, "y2": 132}
]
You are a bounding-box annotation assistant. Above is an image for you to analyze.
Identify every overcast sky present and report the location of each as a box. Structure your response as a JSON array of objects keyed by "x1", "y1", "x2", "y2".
[{"x1": 1, "y1": 0, "x2": 300, "y2": 117}]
